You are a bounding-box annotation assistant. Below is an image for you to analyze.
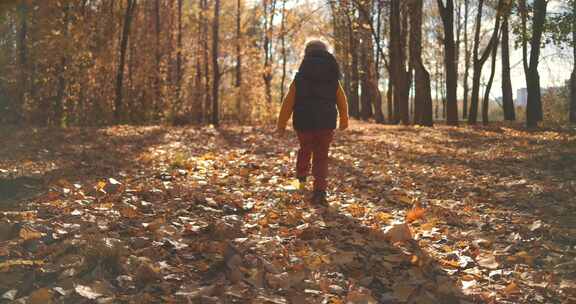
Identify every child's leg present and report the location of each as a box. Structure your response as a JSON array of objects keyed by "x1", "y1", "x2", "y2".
[
  {"x1": 296, "y1": 131, "x2": 314, "y2": 179},
  {"x1": 311, "y1": 129, "x2": 335, "y2": 191}
]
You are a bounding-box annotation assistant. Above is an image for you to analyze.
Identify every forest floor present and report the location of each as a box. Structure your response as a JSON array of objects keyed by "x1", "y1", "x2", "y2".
[{"x1": 0, "y1": 121, "x2": 575, "y2": 304}]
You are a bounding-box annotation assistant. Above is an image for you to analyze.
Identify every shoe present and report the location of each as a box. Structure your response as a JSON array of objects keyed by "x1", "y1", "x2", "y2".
[{"x1": 312, "y1": 190, "x2": 328, "y2": 206}]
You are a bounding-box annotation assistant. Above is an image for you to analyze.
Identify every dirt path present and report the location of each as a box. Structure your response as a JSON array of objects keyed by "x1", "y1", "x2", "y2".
[{"x1": 0, "y1": 121, "x2": 575, "y2": 303}]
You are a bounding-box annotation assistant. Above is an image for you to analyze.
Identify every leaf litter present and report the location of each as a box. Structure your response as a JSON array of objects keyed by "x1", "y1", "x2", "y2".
[{"x1": 0, "y1": 121, "x2": 575, "y2": 303}]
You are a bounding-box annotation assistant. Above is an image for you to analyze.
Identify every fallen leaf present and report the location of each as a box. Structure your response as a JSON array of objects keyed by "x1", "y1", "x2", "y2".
[
  {"x1": 19, "y1": 227, "x2": 43, "y2": 240},
  {"x1": 477, "y1": 253, "x2": 499, "y2": 270},
  {"x1": 503, "y1": 281, "x2": 520, "y2": 295},
  {"x1": 529, "y1": 220, "x2": 543, "y2": 232},
  {"x1": 384, "y1": 223, "x2": 413, "y2": 243},
  {"x1": 406, "y1": 205, "x2": 425, "y2": 223},
  {"x1": 0, "y1": 259, "x2": 43, "y2": 271},
  {"x1": 75, "y1": 284, "x2": 102, "y2": 300},
  {"x1": 29, "y1": 288, "x2": 53, "y2": 304},
  {"x1": 2, "y1": 289, "x2": 17, "y2": 301}
]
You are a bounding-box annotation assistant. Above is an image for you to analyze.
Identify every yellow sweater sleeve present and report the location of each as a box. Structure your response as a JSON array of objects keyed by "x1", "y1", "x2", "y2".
[
  {"x1": 277, "y1": 81, "x2": 296, "y2": 129},
  {"x1": 336, "y1": 81, "x2": 349, "y2": 128}
]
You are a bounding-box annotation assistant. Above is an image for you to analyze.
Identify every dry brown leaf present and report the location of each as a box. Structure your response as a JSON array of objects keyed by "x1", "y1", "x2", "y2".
[
  {"x1": 384, "y1": 223, "x2": 413, "y2": 243},
  {"x1": 477, "y1": 253, "x2": 499, "y2": 270},
  {"x1": 346, "y1": 288, "x2": 378, "y2": 304},
  {"x1": 119, "y1": 203, "x2": 140, "y2": 218},
  {"x1": 503, "y1": 281, "x2": 520, "y2": 295},
  {"x1": 29, "y1": 288, "x2": 53, "y2": 304}
]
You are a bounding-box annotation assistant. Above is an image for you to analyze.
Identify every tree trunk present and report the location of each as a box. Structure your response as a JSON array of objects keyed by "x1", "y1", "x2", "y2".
[
  {"x1": 349, "y1": 27, "x2": 360, "y2": 118},
  {"x1": 360, "y1": 1, "x2": 375, "y2": 122},
  {"x1": 176, "y1": 0, "x2": 183, "y2": 107},
  {"x1": 520, "y1": 0, "x2": 547, "y2": 128},
  {"x1": 263, "y1": 0, "x2": 277, "y2": 104},
  {"x1": 115, "y1": 0, "x2": 137, "y2": 123},
  {"x1": 501, "y1": 16, "x2": 515, "y2": 121},
  {"x1": 571, "y1": 0, "x2": 576, "y2": 123},
  {"x1": 390, "y1": 0, "x2": 410, "y2": 124},
  {"x1": 387, "y1": 76, "x2": 393, "y2": 123},
  {"x1": 202, "y1": 0, "x2": 211, "y2": 123},
  {"x1": 463, "y1": 0, "x2": 470, "y2": 120},
  {"x1": 468, "y1": 0, "x2": 502, "y2": 124},
  {"x1": 436, "y1": 0, "x2": 458, "y2": 125},
  {"x1": 236, "y1": 0, "x2": 242, "y2": 88},
  {"x1": 212, "y1": 0, "x2": 220, "y2": 126},
  {"x1": 410, "y1": 0, "x2": 433, "y2": 126},
  {"x1": 482, "y1": 30, "x2": 499, "y2": 125},
  {"x1": 17, "y1": 1, "x2": 28, "y2": 124},
  {"x1": 154, "y1": 0, "x2": 162, "y2": 119},
  {"x1": 236, "y1": 0, "x2": 243, "y2": 119},
  {"x1": 280, "y1": 0, "x2": 287, "y2": 103}
]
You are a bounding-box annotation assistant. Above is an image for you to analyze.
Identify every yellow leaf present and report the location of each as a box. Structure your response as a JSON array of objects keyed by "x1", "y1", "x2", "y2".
[
  {"x1": 347, "y1": 203, "x2": 366, "y2": 217},
  {"x1": 374, "y1": 211, "x2": 392, "y2": 223},
  {"x1": 0, "y1": 259, "x2": 44, "y2": 271},
  {"x1": 19, "y1": 227, "x2": 43, "y2": 240},
  {"x1": 96, "y1": 180, "x2": 107, "y2": 191}
]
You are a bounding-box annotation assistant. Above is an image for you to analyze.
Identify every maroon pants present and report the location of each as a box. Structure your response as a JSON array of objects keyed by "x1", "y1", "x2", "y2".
[{"x1": 296, "y1": 129, "x2": 334, "y2": 191}]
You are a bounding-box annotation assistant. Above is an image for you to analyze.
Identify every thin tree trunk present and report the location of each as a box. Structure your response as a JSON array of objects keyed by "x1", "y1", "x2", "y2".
[
  {"x1": 115, "y1": 0, "x2": 137, "y2": 123},
  {"x1": 154, "y1": 0, "x2": 162, "y2": 119},
  {"x1": 410, "y1": 0, "x2": 433, "y2": 126},
  {"x1": 235, "y1": 0, "x2": 243, "y2": 119},
  {"x1": 212, "y1": 0, "x2": 220, "y2": 126},
  {"x1": 501, "y1": 16, "x2": 515, "y2": 121},
  {"x1": 386, "y1": 76, "x2": 393, "y2": 123},
  {"x1": 202, "y1": 0, "x2": 211, "y2": 123},
  {"x1": 17, "y1": 1, "x2": 28, "y2": 124},
  {"x1": 390, "y1": 0, "x2": 409, "y2": 124},
  {"x1": 469, "y1": 0, "x2": 502, "y2": 124},
  {"x1": 436, "y1": 0, "x2": 459, "y2": 125},
  {"x1": 280, "y1": 0, "x2": 287, "y2": 102},
  {"x1": 463, "y1": 0, "x2": 470, "y2": 119},
  {"x1": 56, "y1": 2, "x2": 71, "y2": 127},
  {"x1": 176, "y1": 0, "x2": 183, "y2": 107},
  {"x1": 482, "y1": 30, "x2": 499, "y2": 125},
  {"x1": 360, "y1": 1, "x2": 376, "y2": 121},
  {"x1": 263, "y1": 0, "x2": 277, "y2": 104},
  {"x1": 349, "y1": 27, "x2": 360, "y2": 118},
  {"x1": 571, "y1": 0, "x2": 576, "y2": 123}
]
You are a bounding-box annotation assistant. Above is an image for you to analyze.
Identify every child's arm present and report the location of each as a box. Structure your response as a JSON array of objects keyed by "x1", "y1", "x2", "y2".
[
  {"x1": 336, "y1": 81, "x2": 349, "y2": 130},
  {"x1": 277, "y1": 81, "x2": 296, "y2": 131}
]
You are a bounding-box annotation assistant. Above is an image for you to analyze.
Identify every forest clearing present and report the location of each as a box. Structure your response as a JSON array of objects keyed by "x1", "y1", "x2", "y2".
[
  {"x1": 1, "y1": 121, "x2": 575, "y2": 303},
  {"x1": 2, "y1": 0, "x2": 576, "y2": 303}
]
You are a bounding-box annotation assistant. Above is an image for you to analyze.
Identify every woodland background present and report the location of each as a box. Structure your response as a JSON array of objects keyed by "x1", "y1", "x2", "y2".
[{"x1": 0, "y1": 0, "x2": 575, "y2": 128}]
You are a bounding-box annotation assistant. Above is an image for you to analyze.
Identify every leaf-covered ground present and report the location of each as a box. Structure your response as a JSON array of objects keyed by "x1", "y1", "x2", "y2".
[{"x1": 0, "y1": 121, "x2": 575, "y2": 304}]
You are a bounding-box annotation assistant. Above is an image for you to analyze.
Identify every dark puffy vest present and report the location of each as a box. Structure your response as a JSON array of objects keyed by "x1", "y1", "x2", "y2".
[{"x1": 293, "y1": 50, "x2": 340, "y2": 131}]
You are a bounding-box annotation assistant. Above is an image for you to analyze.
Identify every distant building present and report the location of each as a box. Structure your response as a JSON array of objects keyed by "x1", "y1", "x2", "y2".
[
  {"x1": 516, "y1": 86, "x2": 567, "y2": 107},
  {"x1": 516, "y1": 88, "x2": 528, "y2": 107}
]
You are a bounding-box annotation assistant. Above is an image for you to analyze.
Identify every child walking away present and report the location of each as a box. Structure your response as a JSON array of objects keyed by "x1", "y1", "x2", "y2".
[{"x1": 276, "y1": 40, "x2": 349, "y2": 205}]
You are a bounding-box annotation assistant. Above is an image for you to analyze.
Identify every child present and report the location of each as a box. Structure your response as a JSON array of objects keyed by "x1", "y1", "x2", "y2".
[{"x1": 276, "y1": 40, "x2": 349, "y2": 205}]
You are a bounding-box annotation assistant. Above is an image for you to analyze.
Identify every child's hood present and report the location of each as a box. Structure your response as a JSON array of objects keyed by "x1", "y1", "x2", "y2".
[{"x1": 297, "y1": 50, "x2": 340, "y2": 82}]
